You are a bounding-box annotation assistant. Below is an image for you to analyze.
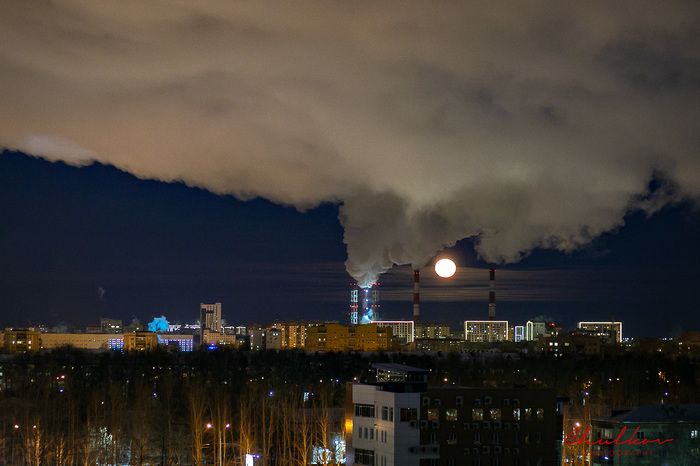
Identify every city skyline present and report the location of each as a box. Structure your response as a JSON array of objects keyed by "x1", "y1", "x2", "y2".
[
  {"x1": 1, "y1": 2, "x2": 699, "y2": 337},
  {"x1": 1, "y1": 150, "x2": 698, "y2": 338}
]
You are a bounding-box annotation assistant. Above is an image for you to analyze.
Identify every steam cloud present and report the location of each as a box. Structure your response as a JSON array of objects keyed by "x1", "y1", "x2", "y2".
[{"x1": 1, "y1": 2, "x2": 699, "y2": 287}]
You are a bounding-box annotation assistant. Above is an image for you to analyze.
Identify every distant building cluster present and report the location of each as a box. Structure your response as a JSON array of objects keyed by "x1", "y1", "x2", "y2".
[
  {"x1": 1, "y1": 316, "x2": 194, "y2": 353},
  {"x1": 0, "y1": 273, "x2": 686, "y2": 356}
]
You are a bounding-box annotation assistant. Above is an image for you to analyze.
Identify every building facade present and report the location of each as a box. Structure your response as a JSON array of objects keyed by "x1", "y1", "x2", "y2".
[
  {"x1": 306, "y1": 324, "x2": 392, "y2": 352},
  {"x1": 587, "y1": 404, "x2": 700, "y2": 465},
  {"x1": 415, "y1": 322, "x2": 451, "y2": 340},
  {"x1": 123, "y1": 332, "x2": 159, "y2": 351},
  {"x1": 577, "y1": 322, "x2": 623, "y2": 343},
  {"x1": 372, "y1": 321, "x2": 415, "y2": 344},
  {"x1": 464, "y1": 321, "x2": 509, "y2": 343},
  {"x1": 537, "y1": 334, "x2": 601, "y2": 357},
  {"x1": 347, "y1": 363, "x2": 561, "y2": 466},
  {"x1": 3, "y1": 329, "x2": 41, "y2": 353},
  {"x1": 200, "y1": 302, "x2": 222, "y2": 334}
]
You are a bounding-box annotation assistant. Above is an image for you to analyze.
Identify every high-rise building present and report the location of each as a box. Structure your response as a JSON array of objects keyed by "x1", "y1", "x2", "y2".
[
  {"x1": 414, "y1": 321, "x2": 451, "y2": 340},
  {"x1": 514, "y1": 325, "x2": 525, "y2": 342},
  {"x1": 200, "y1": 302, "x2": 222, "y2": 341},
  {"x1": 464, "y1": 321, "x2": 509, "y2": 343},
  {"x1": 525, "y1": 321, "x2": 548, "y2": 341},
  {"x1": 372, "y1": 321, "x2": 415, "y2": 344},
  {"x1": 577, "y1": 321, "x2": 623, "y2": 343}
]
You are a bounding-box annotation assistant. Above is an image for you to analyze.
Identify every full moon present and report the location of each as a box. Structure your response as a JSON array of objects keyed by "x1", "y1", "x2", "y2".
[{"x1": 434, "y1": 258, "x2": 456, "y2": 278}]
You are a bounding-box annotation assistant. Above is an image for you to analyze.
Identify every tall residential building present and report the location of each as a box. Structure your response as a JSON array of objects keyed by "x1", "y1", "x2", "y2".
[
  {"x1": 577, "y1": 321, "x2": 623, "y2": 343},
  {"x1": 464, "y1": 321, "x2": 509, "y2": 343},
  {"x1": 271, "y1": 320, "x2": 319, "y2": 348},
  {"x1": 415, "y1": 321, "x2": 451, "y2": 340},
  {"x1": 347, "y1": 363, "x2": 561, "y2": 466},
  {"x1": 525, "y1": 321, "x2": 548, "y2": 341},
  {"x1": 200, "y1": 302, "x2": 222, "y2": 341},
  {"x1": 514, "y1": 325, "x2": 525, "y2": 342},
  {"x1": 372, "y1": 321, "x2": 415, "y2": 344}
]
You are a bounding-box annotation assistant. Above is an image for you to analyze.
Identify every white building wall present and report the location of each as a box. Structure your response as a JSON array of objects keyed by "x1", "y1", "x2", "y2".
[{"x1": 352, "y1": 384, "x2": 425, "y2": 466}]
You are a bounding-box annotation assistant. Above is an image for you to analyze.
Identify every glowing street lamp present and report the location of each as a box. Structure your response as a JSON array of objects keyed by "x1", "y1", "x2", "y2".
[{"x1": 206, "y1": 422, "x2": 231, "y2": 466}]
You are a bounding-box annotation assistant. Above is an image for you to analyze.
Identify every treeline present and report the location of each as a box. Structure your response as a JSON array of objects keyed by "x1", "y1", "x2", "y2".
[
  {"x1": 0, "y1": 346, "x2": 698, "y2": 465},
  {"x1": 0, "y1": 347, "x2": 363, "y2": 466}
]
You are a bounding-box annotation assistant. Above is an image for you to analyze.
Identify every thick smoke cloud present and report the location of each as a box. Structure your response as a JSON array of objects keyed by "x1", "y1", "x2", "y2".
[{"x1": 1, "y1": 1, "x2": 699, "y2": 287}]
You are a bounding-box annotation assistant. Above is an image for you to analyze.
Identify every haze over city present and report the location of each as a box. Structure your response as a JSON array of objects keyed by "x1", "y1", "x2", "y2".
[{"x1": 1, "y1": 1, "x2": 699, "y2": 337}]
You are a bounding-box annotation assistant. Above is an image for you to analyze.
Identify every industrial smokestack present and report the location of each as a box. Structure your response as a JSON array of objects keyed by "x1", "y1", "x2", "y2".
[
  {"x1": 488, "y1": 269, "x2": 496, "y2": 321},
  {"x1": 413, "y1": 269, "x2": 420, "y2": 322}
]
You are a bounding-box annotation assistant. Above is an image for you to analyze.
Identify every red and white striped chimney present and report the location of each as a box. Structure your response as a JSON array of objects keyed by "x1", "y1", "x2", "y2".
[
  {"x1": 488, "y1": 269, "x2": 496, "y2": 320},
  {"x1": 413, "y1": 269, "x2": 420, "y2": 322}
]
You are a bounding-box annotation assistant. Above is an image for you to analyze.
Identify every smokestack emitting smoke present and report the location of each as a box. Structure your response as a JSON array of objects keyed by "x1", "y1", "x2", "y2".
[
  {"x1": 1, "y1": 2, "x2": 699, "y2": 288},
  {"x1": 413, "y1": 269, "x2": 420, "y2": 322},
  {"x1": 489, "y1": 269, "x2": 496, "y2": 321}
]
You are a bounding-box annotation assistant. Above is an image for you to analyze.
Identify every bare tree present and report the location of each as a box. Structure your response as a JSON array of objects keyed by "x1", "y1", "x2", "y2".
[{"x1": 187, "y1": 379, "x2": 209, "y2": 466}]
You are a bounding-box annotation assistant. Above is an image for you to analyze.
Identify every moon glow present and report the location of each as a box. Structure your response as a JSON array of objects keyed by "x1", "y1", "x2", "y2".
[{"x1": 435, "y1": 258, "x2": 456, "y2": 278}]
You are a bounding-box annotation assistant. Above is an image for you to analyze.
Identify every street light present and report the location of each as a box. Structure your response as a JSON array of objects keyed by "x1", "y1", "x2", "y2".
[{"x1": 206, "y1": 422, "x2": 231, "y2": 466}]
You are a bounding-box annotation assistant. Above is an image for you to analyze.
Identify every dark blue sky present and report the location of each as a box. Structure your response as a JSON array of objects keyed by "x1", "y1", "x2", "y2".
[
  {"x1": 1, "y1": 3, "x2": 699, "y2": 338},
  {"x1": 1, "y1": 150, "x2": 698, "y2": 337}
]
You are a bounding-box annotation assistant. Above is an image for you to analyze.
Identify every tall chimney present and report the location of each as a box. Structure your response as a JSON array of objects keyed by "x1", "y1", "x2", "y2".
[
  {"x1": 413, "y1": 269, "x2": 420, "y2": 322},
  {"x1": 488, "y1": 269, "x2": 496, "y2": 321}
]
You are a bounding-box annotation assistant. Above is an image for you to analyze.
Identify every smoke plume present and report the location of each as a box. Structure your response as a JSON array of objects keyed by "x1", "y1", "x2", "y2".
[{"x1": 1, "y1": 2, "x2": 699, "y2": 287}]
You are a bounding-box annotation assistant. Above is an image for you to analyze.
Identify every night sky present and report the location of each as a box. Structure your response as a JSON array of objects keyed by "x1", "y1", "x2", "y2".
[{"x1": 1, "y1": 2, "x2": 699, "y2": 337}]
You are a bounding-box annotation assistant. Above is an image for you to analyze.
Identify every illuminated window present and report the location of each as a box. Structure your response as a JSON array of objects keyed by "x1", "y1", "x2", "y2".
[
  {"x1": 427, "y1": 409, "x2": 439, "y2": 420},
  {"x1": 472, "y1": 409, "x2": 484, "y2": 420},
  {"x1": 446, "y1": 409, "x2": 458, "y2": 421},
  {"x1": 692, "y1": 430, "x2": 698, "y2": 439},
  {"x1": 536, "y1": 408, "x2": 544, "y2": 420},
  {"x1": 490, "y1": 409, "x2": 501, "y2": 420},
  {"x1": 513, "y1": 408, "x2": 520, "y2": 421},
  {"x1": 524, "y1": 408, "x2": 532, "y2": 420}
]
